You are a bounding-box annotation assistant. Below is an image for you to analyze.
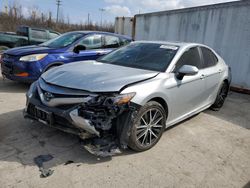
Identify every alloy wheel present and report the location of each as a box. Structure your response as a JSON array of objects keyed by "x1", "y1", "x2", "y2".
[{"x1": 136, "y1": 108, "x2": 164, "y2": 147}]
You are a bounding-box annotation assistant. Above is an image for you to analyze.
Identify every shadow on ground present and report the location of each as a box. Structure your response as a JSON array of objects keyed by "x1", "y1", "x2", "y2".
[
  {"x1": 204, "y1": 92, "x2": 250, "y2": 129},
  {"x1": 0, "y1": 79, "x2": 30, "y2": 93},
  {"x1": 0, "y1": 109, "x2": 137, "y2": 174}
]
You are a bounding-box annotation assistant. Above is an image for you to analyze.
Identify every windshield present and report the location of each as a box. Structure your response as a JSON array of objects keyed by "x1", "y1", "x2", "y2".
[
  {"x1": 40, "y1": 32, "x2": 84, "y2": 48},
  {"x1": 97, "y1": 43, "x2": 178, "y2": 72}
]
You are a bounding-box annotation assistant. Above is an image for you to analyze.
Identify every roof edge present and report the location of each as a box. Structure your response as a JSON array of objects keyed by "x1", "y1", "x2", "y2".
[{"x1": 135, "y1": 0, "x2": 248, "y2": 17}]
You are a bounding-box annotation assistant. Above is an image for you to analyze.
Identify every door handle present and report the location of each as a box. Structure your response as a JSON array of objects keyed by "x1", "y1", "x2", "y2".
[
  {"x1": 218, "y1": 69, "x2": 222, "y2": 73},
  {"x1": 200, "y1": 74, "x2": 205, "y2": 80}
]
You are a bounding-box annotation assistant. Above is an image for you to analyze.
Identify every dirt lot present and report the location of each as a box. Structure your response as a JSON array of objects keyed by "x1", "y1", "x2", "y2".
[{"x1": 0, "y1": 76, "x2": 249, "y2": 188}]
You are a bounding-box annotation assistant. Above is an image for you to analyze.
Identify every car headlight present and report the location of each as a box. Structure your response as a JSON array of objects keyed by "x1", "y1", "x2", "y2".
[
  {"x1": 112, "y1": 92, "x2": 136, "y2": 105},
  {"x1": 19, "y1": 53, "x2": 48, "y2": 62}
]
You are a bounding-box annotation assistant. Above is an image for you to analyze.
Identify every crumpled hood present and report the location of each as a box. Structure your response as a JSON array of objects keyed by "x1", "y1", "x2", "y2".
[
  {"x1": 5, "y1": 45, "x2": 64, "y2": 56},
  {"x1": 41, "y1": 60, "x2": 159, "y2": 92}
]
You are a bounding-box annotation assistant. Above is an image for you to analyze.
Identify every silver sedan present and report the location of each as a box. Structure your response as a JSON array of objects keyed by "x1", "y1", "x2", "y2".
[{"x1": 24, "y1": 41, "x2": 231, "y2": 156}]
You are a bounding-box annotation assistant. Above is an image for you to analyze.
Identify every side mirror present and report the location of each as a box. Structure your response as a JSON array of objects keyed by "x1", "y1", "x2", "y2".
[
  {"x1": 176, "y1": 65, "x2": 199, "y2": 80},
  {"x1": 73, "y1": 45, "x2": 86, "y2": 54}
]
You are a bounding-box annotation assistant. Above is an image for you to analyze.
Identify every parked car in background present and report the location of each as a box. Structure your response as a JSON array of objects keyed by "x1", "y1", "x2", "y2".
[
  {"x1": 0, "y1": 25, "x2": 60, "y2": 51},
  {"x1": 24, "y1": 41, "x2": 231, "y2": 156},
  {"x1": 1, "y1": 31, "x2": 131, "y2": 83}
]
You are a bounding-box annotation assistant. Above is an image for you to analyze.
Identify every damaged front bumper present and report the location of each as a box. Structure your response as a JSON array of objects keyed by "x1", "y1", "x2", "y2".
[{"x1": 24, "y1": 79, "x2": 140, "y2": 156}]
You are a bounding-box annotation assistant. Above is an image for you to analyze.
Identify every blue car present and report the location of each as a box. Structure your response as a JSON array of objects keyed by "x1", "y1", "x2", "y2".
[{"x1": 1, "y1": 31, "x2": 131, "y2": 82}]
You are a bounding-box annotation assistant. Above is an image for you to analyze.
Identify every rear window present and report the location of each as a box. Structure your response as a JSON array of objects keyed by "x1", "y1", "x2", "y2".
[
  {"x1": 120, "y1": 38, "x2": 131, "y2": 46},
  {"x1": 49, "y1": 32, "x2": 59, "y2": 39},
  {"x1": 201, "y1": 47, "x2": 218, "y2": 68},
  {"x1": 103, "y1": 35, "x2": 120, "y2": 48}
]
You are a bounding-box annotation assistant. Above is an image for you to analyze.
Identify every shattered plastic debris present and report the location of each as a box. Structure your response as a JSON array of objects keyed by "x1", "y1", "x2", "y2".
[
  {"x1": 83, "y1": 143, "x2": 122, "y2": 157},
  {"x1": 33, "y1": 154, "x2": 54, "y2": 178}
]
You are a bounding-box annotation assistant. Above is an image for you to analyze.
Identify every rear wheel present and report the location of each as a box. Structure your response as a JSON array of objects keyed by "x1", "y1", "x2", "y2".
[
  {"x1": 210, "y1": 81, "x2": 229, "y2": 111},
  {"x1": 128, "y1": 101, "x2": 166, "y2": 152}
]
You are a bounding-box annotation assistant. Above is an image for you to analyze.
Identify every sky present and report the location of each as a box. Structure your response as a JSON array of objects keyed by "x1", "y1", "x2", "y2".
[{"x1": 2, "y1": 0, "x2": 238, "y2": 24}]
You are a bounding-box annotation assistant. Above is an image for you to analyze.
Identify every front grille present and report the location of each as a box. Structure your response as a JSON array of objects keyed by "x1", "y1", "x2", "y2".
[
  {"x1": 27, "y1": 104, "x2": 51, "y2": 123},
  {"x1": 1, "y1": 62, "x2": 13, "y2": 74},
  {"x1": 40, "y1": 88, "x2": 89, "y2": 98}
]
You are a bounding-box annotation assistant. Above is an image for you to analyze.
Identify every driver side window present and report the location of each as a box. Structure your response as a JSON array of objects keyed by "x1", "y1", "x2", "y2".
[
  {"x1": 78, "y1": 35, "x2": 103, "y2": 49},
  {"x1": 174, "y1": 47, "x2": 202, "y2": 72}
]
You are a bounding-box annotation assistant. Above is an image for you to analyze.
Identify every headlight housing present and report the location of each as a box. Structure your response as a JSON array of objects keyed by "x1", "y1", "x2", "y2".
[
  {"x1": 19, "y1": 53, "x2": 48, "y2": 62},
  {"x1": 26, "y1": 81, "x2": 37, "y2": 99},
  {"x1": 112, "y1": 92, "x2": 136, "y2": 105}
]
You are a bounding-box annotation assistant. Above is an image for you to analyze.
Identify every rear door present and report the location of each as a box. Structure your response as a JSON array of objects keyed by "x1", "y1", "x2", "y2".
[
  {"x1": 199, "y1": 46, "x2": 221, "y2": 104},
  {"x1": 167, "y1": 47, "x2": 207, "y2": 122}
]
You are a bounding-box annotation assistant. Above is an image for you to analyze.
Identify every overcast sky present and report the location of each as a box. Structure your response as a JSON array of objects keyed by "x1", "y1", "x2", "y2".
[{"x1": 4, "y1": 0, "x2": 238, "y2": 24}]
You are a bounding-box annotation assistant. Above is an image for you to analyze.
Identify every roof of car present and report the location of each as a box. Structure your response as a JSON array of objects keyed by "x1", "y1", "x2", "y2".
[
  {"x1": 65, "y1": 30, "x2": 132, "y2": 39},
  {"x1": 133, "y1": 40, "x2": 206, "y2": 48}
]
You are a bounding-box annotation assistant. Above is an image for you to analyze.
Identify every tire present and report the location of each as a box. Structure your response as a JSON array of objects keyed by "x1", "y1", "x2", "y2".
[
  {"x1": 128, "y1": 101, "x2": 166, "y2": 152},
  {"x1": 210, "y1": 81, "x2": 229, "y2": 111}
]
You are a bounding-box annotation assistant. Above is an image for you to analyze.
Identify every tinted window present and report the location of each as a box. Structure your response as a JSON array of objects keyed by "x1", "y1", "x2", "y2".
[
  {"x1": 174, "y1": 47, "x2": 202, "y2": 71},
  {"x1": 30, "y1": 29, "x2": 47, "y2": 39},
  {"x1": 78, "y1": 35, "x2": 102, "y2": 49},
  {"x1": 104, "y1": 35, "x2": 120, "y2": 48},
  {"x1": 40, "y1": 32, "x2": 84, "y2": 48},
  {"x1": 98, "y1": 43, "x2": 178, "y2": 72},
  {"x1": 201, "y1": 47, "x2": 218, "y2": 68},
  {"x1": 49, "y1": 32, "x2": 59, "y2": 39}
]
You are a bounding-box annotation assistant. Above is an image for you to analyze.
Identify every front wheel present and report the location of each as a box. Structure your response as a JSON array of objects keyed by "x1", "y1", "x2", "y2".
[{"x1": 128, "y1": 101, "x2": 166, "y2": 152}]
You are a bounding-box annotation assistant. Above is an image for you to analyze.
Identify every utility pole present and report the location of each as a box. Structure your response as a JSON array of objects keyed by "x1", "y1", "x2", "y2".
[
  {"x1": 56, "y1": 0, "x2": 62, "y2": 23},
  {"x1": 87, "y1": 13, "x2": 90, "y2": 26},
  {"x1": 99, "y1": 8, "x2": 105, "y2": 28}
]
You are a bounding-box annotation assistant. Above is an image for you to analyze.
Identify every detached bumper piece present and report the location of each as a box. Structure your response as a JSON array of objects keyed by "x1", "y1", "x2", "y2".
[{"x1": 24, "y1": 80, "x2": 140, "y2": 157}]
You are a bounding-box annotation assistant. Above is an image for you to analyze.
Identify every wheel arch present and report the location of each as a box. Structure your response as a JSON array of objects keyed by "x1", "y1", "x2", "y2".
[
  {"x1": 148, "y1": 97, "x2": 169, "y2": 116},
  {"x1": 43, "y1": 62, "x2": 64, "y2": 72}
]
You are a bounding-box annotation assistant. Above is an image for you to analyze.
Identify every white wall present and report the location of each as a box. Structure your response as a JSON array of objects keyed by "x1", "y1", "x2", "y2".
[
  {"x1": 114, "y1": 17, "x2": 133, "y2": 37},
  {"x1": 135, "y1": 1, "x2": 250, "y2": 89}
]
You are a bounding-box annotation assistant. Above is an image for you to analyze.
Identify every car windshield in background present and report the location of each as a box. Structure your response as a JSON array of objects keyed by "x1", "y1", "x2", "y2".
[
  {"x1": 40, "y1": 32, "x2": 84, "y2": 48},
  {"x1": 97, "y1": 43, "x2": 178, "y2": 72}
]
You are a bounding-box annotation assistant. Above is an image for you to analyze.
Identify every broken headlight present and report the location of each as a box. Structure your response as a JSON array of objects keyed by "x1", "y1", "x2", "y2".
[{"x1": 112, "y1": 92, "x2": 136, "y2": 105}]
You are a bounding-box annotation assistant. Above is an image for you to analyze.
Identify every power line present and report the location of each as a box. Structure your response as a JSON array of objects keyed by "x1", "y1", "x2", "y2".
[{"x1": 56, "y1": 0, "x2": 62, "y2": 23}]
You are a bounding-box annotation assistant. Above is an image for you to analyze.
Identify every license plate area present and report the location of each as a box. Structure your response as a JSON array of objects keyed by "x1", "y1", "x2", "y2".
[{"x1": 34, "y1": 106, "x2": 53, "y2": 125}]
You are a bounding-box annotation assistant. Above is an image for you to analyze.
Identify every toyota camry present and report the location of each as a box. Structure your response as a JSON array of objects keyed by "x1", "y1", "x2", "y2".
[{"x1": 24, "y1": 41, "x2": 231, "y2": 156}]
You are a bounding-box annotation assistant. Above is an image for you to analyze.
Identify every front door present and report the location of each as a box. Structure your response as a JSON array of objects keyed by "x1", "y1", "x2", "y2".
[{"x1": 167, "y1": 47, "x2": 207, "y2": 122}]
